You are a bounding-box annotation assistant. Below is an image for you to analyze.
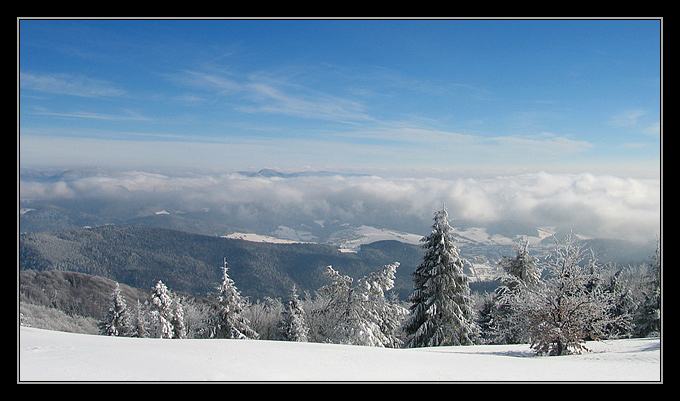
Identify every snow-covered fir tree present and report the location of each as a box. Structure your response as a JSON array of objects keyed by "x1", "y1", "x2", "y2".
[
  {"x1": 171, "y1": 295, "x2": 187, "y2": 339},
  {"x1": 98, "y1": 282, "x2": 134, "y2": 337},
  {"x1": 526, "y1": 233, "x2": 616, "y2": 355},
  {"x1": 498, "y1": 237, "x2": 541, "y2": 291},
  {"x1": 314, "y1": 263, "x2": 407, "y2": 347},
  {"x1": 276, "y1": 285, "x2": 309, "y2": 342},
  {"x1": 484, "y1": 238, "x2": 541, "y2": 344},
  {"x1": 148, "y1": 280, "x2": 178, "y2": 339},
  {"x1": 134, "y1": 299, "x2": 150, "y2": 338},
  {"x1": 211, "y1": 258, "x2": 259, "y2": 340},
  {"x1": 634, "y1": 238, "x2": 661, "y2": 337},
  {"x1": 355, "y1": 262, "x2": 407, "y2": 348},
  {"x1": 404, "y1": 207, "x2": 478, "y2": 347}
]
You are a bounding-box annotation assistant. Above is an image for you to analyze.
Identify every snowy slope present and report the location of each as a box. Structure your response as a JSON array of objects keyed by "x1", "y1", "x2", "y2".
[
  {"x1": 330, "y1": 225, "x2": 424, "y2": 253},
  {"x1": 228, "y1": 225, "x2": 425, "y2": 252},
  {"x1": 19, "y1": 327, "x2": 661, "y2": 382},
  {"x1": 221, "y1": 232, "x2": 311, "y2": 244}
]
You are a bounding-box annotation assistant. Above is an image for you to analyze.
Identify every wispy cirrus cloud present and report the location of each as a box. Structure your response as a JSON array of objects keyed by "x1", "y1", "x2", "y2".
[
  {"x1": 608, "y1": 109, "x2": 646, "y2": 127},
  {"x1": 608, "y1": 109, "x2": 660, "y2": 139},
  {"x1": 20, "y1": 72, "x2": 125, "y2": 98},
  {"x1": 27, "y1": 108, "x2": 152, "y2": 122},
  {"x1": 642, "y1": 121, "x2": 660, "y2": 137},
  {"x1": 171, "y1": 68, "x2": 372, "y2": 124},
  {"x1": 240, "y1": 80, "x2": 371, "y2": 123},
  {"x1": 489, "y1": 132, "x2": 593, "y2": 154},
  {"x1": 333, "y1": 126, "x2": 592, "y2": 159}
]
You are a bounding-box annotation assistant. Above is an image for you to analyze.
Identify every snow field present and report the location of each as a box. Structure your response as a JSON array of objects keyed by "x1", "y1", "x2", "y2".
[{"x1": 19, "y1": 327, "x2": 660, "y2": 382}]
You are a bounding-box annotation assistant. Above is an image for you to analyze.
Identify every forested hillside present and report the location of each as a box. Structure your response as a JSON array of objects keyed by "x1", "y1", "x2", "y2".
[
  {"x1": 19, "y1": 225, "x2": 423, "y2": 300},
  {"x1": 19, "y1": 270, "x2": 148, "y2": 333}
]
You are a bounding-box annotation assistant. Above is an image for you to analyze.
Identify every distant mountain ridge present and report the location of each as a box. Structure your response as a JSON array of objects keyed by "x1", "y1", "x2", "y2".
[{"x1": 236, "y1": 168, "x2": 371, "y2": 178}]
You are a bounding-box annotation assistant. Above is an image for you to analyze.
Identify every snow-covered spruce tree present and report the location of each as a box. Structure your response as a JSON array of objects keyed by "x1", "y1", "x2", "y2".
[
  {"x1": 634, "y1": 239, "x2": 661, "y2": 337},
  {"x1": 211, "y1": 259, "x2": 259, "y2": 340},
  {"x1": 358, "y1": 262, "x2": 408, "y2": 348},
  {"x1": 98, "y1": 282, "x2": 134, "y2": 337},
  {"x1": 276, "y1": 285, "x2": 309, "y2": 342},
  {"x1": 314, "y1": 262, "x2": 407, "y2": 347},
  {"x1": 527, "y1": 233, "x2": 616, "y2": 355},
  {"x1": 171, "y1": 295, "x2": 187, "y2": 339},
  {"x1": 404, "y1": 207, "x2": 478, "y2": 348},
  {"x1": 498, "y1": 237, "x2": 541, "y2": 291},
  {"x1": 485, "y1": 238, "x2": 541, "y2": 344},
  {"x1": 134, "y1": 299, "x2": 150, "y2": 338},
  {"x1": 148, "y1": 280, "x2": 177, "y2": 339}
]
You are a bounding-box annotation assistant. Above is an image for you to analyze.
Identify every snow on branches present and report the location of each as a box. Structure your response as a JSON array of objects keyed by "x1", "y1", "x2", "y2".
[
  {"x1": 526, "y1": 233, "x2": 618, "y2": 355},
  {"x1": 404, "y1": 207, "x2": 478, "y2": 348},
  {"x1": 313, "y1": 262, "x2": 406, "y2": 347},
  {"x1": 98, "y1": 283, "x2": 133, "y2": 337},
  {"x1": 211, "y1": 258, "x2": 259, "y2": 340}
]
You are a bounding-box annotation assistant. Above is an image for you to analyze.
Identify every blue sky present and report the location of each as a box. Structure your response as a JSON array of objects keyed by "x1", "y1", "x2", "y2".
[{"x1": 19, "y1": 18, "x2": 661, "y2": 178}]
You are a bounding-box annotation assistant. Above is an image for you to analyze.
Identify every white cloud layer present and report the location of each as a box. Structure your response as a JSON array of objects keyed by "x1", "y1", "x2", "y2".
[{"x1": 20, "y1": 169, "x2": 661, "y2": 244}]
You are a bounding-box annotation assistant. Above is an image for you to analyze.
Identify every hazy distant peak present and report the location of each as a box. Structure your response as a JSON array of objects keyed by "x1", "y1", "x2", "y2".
[{"x1": 237, "y1": 169, "x2": 370, "y2": 179}]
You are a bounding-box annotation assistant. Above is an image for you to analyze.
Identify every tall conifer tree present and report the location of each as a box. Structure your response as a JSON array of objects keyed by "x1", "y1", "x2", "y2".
[
  {"x1": 276, "y1": 285, "x2": 309, "y2": 342},
  {"x1": 486, "y1": 238, "x2": 541, "y2": 344},
  {"x1": 212, "y1": 258, "x2": 259, "y2": 339},
  {"x1": 149, "y1": 280, "x2": 176, "y2": 339},
  {"x1": 99, "y1": 282, "x2": 133, "y2": 337},
  {"x1": 404, "y1": 206, "x2": 478, "y2": 347}
]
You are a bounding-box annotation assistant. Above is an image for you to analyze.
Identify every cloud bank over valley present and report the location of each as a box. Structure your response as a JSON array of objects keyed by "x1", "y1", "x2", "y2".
[{"x1": 19, "y1": 168, "x2": 660, "y2": 245}]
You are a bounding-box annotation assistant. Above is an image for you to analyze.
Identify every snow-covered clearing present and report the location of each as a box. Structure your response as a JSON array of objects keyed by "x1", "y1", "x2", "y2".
[
  {"x1": 19, "y1": 327, "x2": 660, "y2": 382},
  {"x1": 221, "y1": 232, "x2": 309, "y2": 244}
]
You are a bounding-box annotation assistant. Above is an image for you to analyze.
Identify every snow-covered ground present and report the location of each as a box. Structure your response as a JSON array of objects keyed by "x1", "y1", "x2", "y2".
[{"x1": 19, "y1": 327, "x2": 661, "y2": 382}]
